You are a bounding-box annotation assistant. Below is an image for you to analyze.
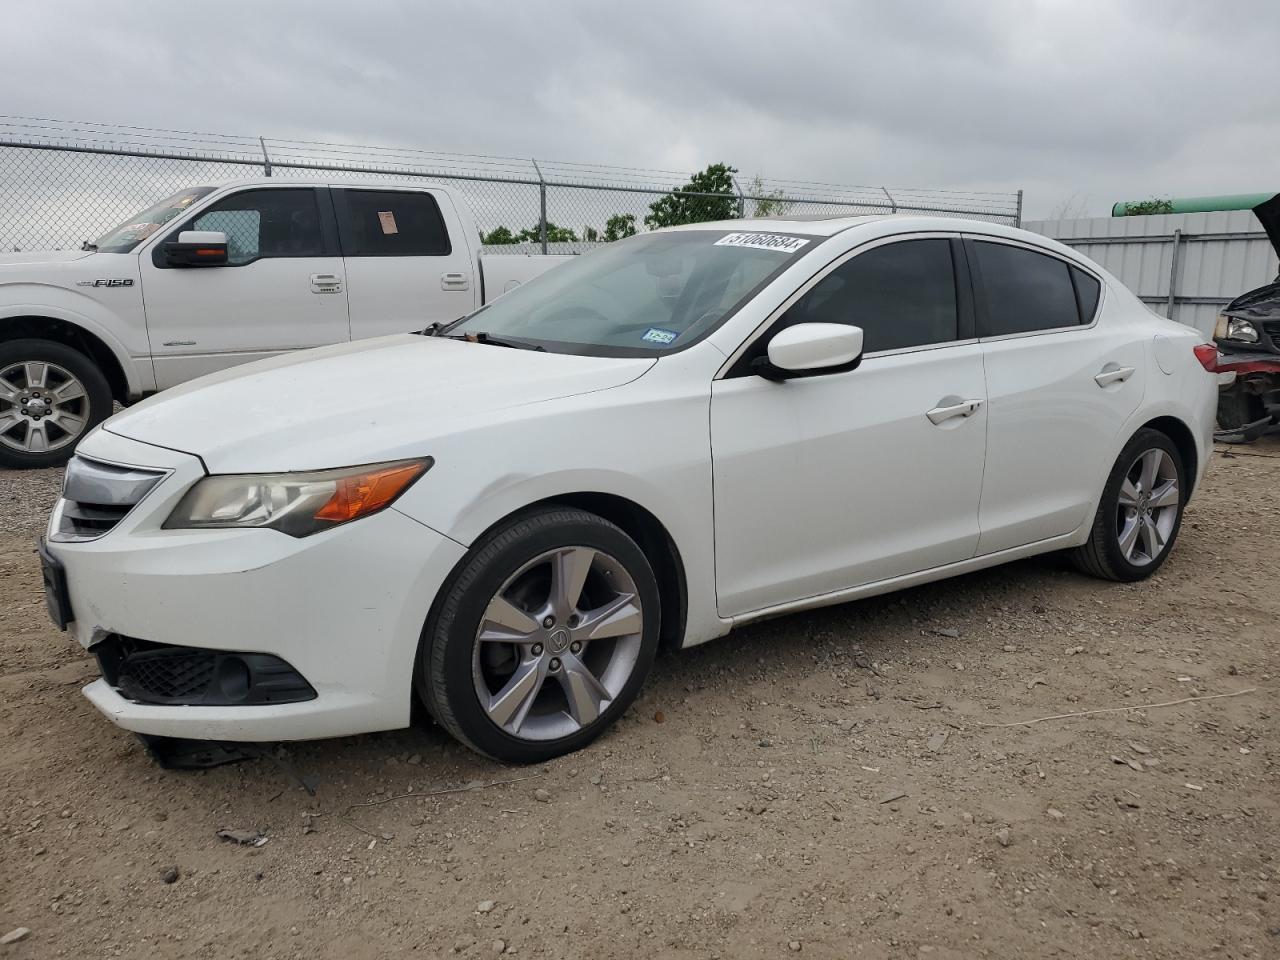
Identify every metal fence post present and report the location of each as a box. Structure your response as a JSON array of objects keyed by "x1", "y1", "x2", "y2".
[
  {"x1": 1166, "y1": 229, "x2": 1183, "y2": 319},
  {"x1": 880, "y1": 187, "x2": 897, "y2": 214},
  {"x1": 531, "y1": 158, "x2": 547, "y2": 254},
  {"x1": 732, "y1": 176, "x2": 746, "y2": 219},
  {"x1": 259, "y1": 137, "x2": 272, "y2": 177},
  {"x1": 1014, "y1": 189, "x2": 1023, "y2": 227}
]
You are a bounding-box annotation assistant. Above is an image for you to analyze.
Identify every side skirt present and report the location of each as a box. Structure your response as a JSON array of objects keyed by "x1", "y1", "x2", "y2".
[{"x1": 720, "y1": 530, "x2": 1085, "y2": 633}]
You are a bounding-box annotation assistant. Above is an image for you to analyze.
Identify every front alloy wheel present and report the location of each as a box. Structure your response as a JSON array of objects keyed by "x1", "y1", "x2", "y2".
[{"x1": 419, "y1": 507, "x2": 660, "y2": 762}]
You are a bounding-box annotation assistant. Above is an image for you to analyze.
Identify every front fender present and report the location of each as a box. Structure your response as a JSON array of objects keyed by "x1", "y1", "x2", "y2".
[{"x1": 0, "y1": 282, "x2": 152, "y2": 394}]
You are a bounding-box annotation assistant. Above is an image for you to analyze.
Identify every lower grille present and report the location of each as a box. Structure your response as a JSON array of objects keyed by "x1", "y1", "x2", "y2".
[
  {"x1": 51, "y1": 456, "x2": 166, "y2": 542},
  {"x1": 1261, "y1": 321, "x2": 1280, "y2": 353},
  {"x1": 94, "y1": 635, "x2": 317, "y2": 707}
]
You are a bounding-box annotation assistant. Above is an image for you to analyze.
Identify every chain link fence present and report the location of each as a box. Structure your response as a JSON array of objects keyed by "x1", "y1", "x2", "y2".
[{"x1": 0, "y1": 117, "x2": 1022, "y2": 254}]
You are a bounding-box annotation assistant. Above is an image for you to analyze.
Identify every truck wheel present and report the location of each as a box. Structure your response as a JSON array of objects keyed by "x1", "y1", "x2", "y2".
[{"x1": 0, "y1": 339, "x2": 112, "y2": 469}]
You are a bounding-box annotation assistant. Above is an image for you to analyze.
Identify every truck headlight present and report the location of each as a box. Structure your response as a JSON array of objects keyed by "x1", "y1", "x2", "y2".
[
  {"x1": 164, "y1": 459, "x2": 431, "y2": 536},
  {"x1": 1214, "y1": 315, "x2": 1260, "y2": 343}
]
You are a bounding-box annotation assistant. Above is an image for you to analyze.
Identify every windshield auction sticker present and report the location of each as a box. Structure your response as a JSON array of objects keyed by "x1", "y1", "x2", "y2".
[{"x1": 714, "y1": 232, "x2": 810, "y2": 253}]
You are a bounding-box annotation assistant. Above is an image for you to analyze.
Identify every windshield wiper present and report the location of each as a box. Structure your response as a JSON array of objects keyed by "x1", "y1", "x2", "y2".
[
  {"x1": 446, "y1": 331, "x2": 545, "y2": 352},
  {"x1": 80, "y1": 241, "x2": 98, "y2": 252}
]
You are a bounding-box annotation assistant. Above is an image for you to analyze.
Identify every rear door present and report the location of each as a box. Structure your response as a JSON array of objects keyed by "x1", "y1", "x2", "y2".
[
  {"x1": 970, "y1": 237, "x2": 1146, "y2": 555},
  {"x1": 139, "y1": 186, "x2": 349, "y2": 389},
  {"x1": 333, "y1": 187, "x2": 477, "y2": 339}
]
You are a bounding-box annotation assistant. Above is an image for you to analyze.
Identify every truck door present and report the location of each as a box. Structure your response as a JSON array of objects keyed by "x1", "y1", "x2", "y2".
[
  {"x1": 138, "y1": 186, "x2": 350, "y2": 389},
  {"x1": 332, "y1": 187, "x2": 478, "y2": 339}
]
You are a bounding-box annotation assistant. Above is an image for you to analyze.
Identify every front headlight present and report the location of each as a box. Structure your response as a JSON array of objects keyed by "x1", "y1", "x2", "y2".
[
  {"x1": 163, "y1": 459, "x2": 431, "y2": 537},
  {"x1": 1214, "y1": 314, "x2": 1260, "y2": 343}
]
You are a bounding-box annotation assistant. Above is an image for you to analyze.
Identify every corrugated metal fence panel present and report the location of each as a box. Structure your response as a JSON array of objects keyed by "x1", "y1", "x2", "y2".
[{"x1": 1025, "y1": 211, "x2": 1278, "y2": 337}]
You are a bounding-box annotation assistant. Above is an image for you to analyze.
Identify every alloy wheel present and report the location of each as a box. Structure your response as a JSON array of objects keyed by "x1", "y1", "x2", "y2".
[
  {"x1": 0, "y1": 360, "x2": 91, "y2": 454},
  {"x1": 1115, "y1": 448, "x2": 1179, "y2": 566},
  {"x1": 472, "y1": 546, "x2": 644, "y2": 741}
]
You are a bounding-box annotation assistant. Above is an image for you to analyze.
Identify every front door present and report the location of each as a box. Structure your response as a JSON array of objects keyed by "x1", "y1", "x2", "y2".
[
  {"x1": 139, "y1": 186, "x2": 350, "y2": 389},
  {"x1": 710, "y1": 236, "x2": 988, "y2": 617}
]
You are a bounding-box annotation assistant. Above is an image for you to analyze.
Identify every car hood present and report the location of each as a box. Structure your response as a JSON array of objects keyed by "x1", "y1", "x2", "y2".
[
  {"x1": 1223, "y1": 280, "x2": 1280, "y2": 324},
  {"x1": 1254, "y1": 193, "x2": 1280, "y2": 261},
  {"x1": 0, "y1": 249, "x2": 96, "y2": 267},
  {"x1": 105, "y1": 335, "x2": 655, "y2": 472}
]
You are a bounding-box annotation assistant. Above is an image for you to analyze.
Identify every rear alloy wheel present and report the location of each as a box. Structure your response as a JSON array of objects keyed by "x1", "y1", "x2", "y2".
[
  {"x1": 0, "y1": 339, "x2": 112, "y2": 469},
  {"x1": 1071, "y1": 428, "x2": 1185, "y2": 582},
  {"x1": 419, "y1": 507, "x2": 660, "y2": 762}
]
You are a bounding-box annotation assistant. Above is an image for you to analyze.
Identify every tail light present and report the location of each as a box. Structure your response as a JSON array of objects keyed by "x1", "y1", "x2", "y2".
[{"x1": 1193, "y1": 344, "x2": 1218, "y2": 372}]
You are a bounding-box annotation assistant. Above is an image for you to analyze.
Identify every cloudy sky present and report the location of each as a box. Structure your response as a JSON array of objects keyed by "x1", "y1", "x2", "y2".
[{"x1": 2, "y1": 0, "x2": 1278, "y2": 219}]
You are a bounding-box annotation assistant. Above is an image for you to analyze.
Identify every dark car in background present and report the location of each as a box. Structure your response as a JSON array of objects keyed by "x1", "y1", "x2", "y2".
[{"x1": 1213, "y1": 193, "x2": 1280, "y2": 439}]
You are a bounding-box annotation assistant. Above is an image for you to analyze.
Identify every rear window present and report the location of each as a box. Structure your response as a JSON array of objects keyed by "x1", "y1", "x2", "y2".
[
  {"x1": 972, "y1": 241, "x2": 1082, "y2": 337},
  {"x1": 338, "y1": 189, "x2": 451, "y2": 256},
  {"x1": 1071, "y1": 266, "x2": 1102, "y2": 322}
]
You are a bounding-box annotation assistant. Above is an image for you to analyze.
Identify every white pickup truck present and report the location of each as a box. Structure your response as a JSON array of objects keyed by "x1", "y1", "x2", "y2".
[{"x1": 0, "y1": 178, "x2": 569, "y2": 467}]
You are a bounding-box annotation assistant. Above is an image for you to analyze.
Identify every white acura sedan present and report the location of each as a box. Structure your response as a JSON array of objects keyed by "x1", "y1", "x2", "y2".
[{"x1": 40, "y1": 216, "x2": 1217, "y2": 763}]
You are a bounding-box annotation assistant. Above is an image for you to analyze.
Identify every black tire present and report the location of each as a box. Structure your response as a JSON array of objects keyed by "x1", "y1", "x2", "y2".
[
  {"x1": 0, "y1": 339, "x2": 112, "y2": 469},
  {"x1": 1215, "y1": 384, "x2": 1263, "y2": 432},
  {"x1": 1070, "y1": 427, "x2": 1185, "y2": 582},
  {"x1": 418, "y1": 506, "x2": 661, "y2": 763}
]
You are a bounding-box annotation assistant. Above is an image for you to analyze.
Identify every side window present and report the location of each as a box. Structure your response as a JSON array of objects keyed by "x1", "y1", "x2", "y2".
[
  {"x1": 339, "y1": 190, "x2": 451, "y2": 256},
  {"x1": 972, "y1": 241, "x2": 1082, "y2": 336},
  {"x1": 786, "y1": 238, "x2": 957, "y2": 352},
  {"x1": 1071, "y1": 266, "x2": 1102, "y2": 322},
  {"x1": 190, "y1": 189, "x2": 323, "y2": 266}
]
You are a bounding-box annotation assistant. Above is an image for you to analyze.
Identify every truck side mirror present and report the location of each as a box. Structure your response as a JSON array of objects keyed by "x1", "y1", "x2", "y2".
[{"x1": 163, "y1": 230, "x2": 229, "y2": 267}]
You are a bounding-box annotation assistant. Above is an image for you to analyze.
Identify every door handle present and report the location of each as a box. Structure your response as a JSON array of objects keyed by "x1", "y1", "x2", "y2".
[
  {"x1": 310, "y1": 273, "x2": 342, "y2": 294},
  {"x1": 1094, "y1": 365, "x2": 1135, "y2": 388},
  {"x1": 926, "y1": 398, "x2": 983, "y2": 425},
  {"x1": 441, "y1": 272, "x2": 470, "y2": 291}
]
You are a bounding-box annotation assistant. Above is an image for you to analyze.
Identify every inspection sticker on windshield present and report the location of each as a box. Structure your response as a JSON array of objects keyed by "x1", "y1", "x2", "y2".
[
  {"x1": 642, "y1": 327, "x2": 678, "y2": 345},
  {"x1": 714, "y1": 232, "x2": 810, "y2": 254}
]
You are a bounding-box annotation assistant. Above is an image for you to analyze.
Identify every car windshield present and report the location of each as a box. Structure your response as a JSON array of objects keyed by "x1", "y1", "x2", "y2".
[
  {"x1": 450, "y1": 229, "x2": 817, "y2": 355},
  {"x1": 92, "y1": 186, "x2": 217, "y2": 253}
]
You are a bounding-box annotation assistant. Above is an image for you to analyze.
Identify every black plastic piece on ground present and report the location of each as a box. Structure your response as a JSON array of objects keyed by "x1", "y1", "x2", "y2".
[{"x1": 138, "y1": 735, "x2": 257, "y2": 770}]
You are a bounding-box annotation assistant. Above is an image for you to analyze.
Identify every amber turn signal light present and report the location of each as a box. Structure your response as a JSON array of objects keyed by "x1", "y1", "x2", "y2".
[{"x1": 313, "y1": 461, "x2": 429, "y2": 523}]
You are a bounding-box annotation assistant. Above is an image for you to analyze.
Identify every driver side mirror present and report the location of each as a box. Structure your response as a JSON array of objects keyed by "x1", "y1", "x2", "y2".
[
  {"x1": 163, "y1": 230, "x2": 229, "y2": 267},
  {"x1": 753, "y1": 322, "x2": 864, "y2": 381}
]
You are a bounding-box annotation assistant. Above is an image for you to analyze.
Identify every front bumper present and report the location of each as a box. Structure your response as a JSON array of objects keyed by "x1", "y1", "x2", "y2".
[{"x1": 45, "y1": 429, "x2": 466, "y2": 742}]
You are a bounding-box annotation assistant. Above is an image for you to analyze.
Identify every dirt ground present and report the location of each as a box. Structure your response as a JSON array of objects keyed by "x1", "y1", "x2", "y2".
[{"x1": 1, "y1": 442, "x2": 1277, "y2": 960}]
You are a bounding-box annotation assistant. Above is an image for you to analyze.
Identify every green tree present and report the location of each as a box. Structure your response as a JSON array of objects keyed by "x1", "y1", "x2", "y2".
[
  {"x1": 744, "y1": 175, "x2": 791, "y2": 218},
  {"x1": 583, "y1": 226, "x2": 600, "y2": 242},
  {"x1": 645, "y1": 163, "x2": 739, "y2": 229},
  {"x1": 603, "y1": 213, "x2": 637, "y2": 241},
  {"x1": 480, "y1": 225, "x2": 518, "y2": 245},
  {"x1": 515, "y1": 222, "x2": 579, "y2": 244}
]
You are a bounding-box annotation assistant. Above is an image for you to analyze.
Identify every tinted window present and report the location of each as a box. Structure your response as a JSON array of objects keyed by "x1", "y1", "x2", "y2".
[
  {"x1": 973, "y1": 241, "x2": 1081, "y2": 336},
  {"x1": 191, "y1": 189, "x2": 323, "y2": 265},
  {"x1": 785, "y1": 239, "x2": 957, "y2": 352},
  {"x1": 341, "y1": 190, "x2": 450, "y2": 256},
  {"x1": 1071, "y1": 266, "x2": 1101, "y2": 322}
]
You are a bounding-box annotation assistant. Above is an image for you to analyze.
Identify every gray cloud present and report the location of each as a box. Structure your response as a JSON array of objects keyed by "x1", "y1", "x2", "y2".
[{"x1": 3, "y1": 0, "x2": 1277, "y2": 217}]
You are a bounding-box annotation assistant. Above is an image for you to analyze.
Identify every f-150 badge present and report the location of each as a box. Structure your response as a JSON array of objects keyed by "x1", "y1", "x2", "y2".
[{"x1": 76, "y1": 278, "x2": 134, "y2": 288}]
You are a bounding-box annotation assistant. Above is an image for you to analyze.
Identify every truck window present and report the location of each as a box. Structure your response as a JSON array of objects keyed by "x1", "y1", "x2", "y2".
[
  {"x1": 190, "y1": 189, "x2": 324, "y2": 266},
  {"x1": 337, "y1": 190, "x2": 451, "y2": 257}
]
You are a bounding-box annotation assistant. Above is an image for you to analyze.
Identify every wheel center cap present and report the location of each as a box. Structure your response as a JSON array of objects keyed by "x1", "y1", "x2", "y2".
[
  {"x1": 26, "y1": 398, "x2": 49, "y2": 416},
  {"x1": 548, "y1": 627, "x2": 571, "y2": 653}
]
